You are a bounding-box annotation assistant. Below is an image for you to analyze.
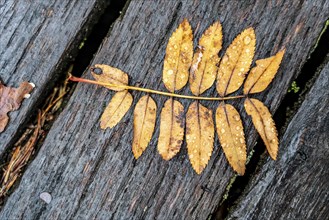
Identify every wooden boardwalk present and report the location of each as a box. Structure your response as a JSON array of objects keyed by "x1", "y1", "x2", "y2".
[{"x1": 1, "y1": 0, "x2": 328, "y2": 219}]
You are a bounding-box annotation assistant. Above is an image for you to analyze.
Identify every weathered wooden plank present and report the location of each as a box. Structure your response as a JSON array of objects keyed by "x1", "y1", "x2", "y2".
[
  {"x1": 1, "y1": 0, "x2": 329, "y2": 219},
  {"x1": 227, "y1": 60, "x2": 329, "y2": 219},
  {"x1": 0, "y1": 0, "x2": 110, "y2": 155}
]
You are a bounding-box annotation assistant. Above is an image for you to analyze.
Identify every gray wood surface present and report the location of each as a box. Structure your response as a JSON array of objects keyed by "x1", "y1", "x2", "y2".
[
  {"x1": 0, "y1": 0, "x2": 110, "y2": 155},
  {"x1": 227, "y1": 60, "x2": 329, "y2": 220},
  {"x1": 1, "y1": 0, "x2": 329, "y2": 219}
]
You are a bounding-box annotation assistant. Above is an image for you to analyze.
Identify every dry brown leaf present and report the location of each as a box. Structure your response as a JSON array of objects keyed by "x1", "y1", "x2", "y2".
[
  {"x1": 243, "y1": 50, "x2": 285, "y2": 94},
  {"x1": 100, "y1": 90, "x2": 133, "y2": 129},
  {"x1": 216, "y1": 102, "x2": 246, "y2": 175},
  {"x1": 158, "y1": 98, "x2": 185, "y2": 160},
  {"x1": 0, "y1": 81, "x2": 34, "y2": 133},
  {"x1": 91, "y1": 64, "x2": 128, "y2": 91},
  {"x1": 244, "y1": 98, "x2": 278, "y2": 159},
  {"x1": 132, "y1": 95, "x2": 157, "y2": 159},
  {"x1": 217, "y1": 28, "x2": 256, "y2": 96},
  {"x1": 190, "y1": 21, "x2": 222, "y2": 95},
  {"x1": 163, "y1": 19, "x2": 193, "y2": 92},
  {"x1": 186, "y1": 101, "x2": 214, "y2": 174}
]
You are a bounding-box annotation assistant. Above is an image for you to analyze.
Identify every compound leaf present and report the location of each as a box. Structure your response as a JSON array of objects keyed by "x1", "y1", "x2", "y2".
[
  {"x1": 186, "y1": 101, "x2": 214, "y2": 174},
  {"x1": 158, "y1": 98, "x2": 185, "y2": 160},
  {"x1": 70, "y1": 19, "x2": 287, "y2": 175},
  {"x1": 100, "y1": 90, "x2": 133, "y2": 129},
  {"x1": 190, "y1": 21, "x2": 222, "y2": 95},
  {"x1": 217, "y1": 28, "x2": 256, "y2": 96},
  {"x1": 244, "y1": 50, "x2": 285, "y2": 94},
  {"x1": 132, "y1": 95, "x2": 157, "y2": 159},
  {"x1": 163, "y1": 19, "x2": 193, "y2": 92},
  {"x1": 244, "y1": 98, "x2": 278, "y2": 159},
  {"x1": 216, "y1": 102, "x2": 246, "y2": 175}
]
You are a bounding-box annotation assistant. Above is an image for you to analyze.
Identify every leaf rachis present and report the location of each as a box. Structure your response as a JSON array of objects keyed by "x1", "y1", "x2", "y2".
[{"x1": 69, "y1": 75, "x2": 245, "y2": 101}]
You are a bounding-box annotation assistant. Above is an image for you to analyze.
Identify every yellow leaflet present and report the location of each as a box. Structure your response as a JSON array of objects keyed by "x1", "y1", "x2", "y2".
[
  {"x1": 190, "y1": 21, "x2": 222, "y2": 95},
  {"x1": 186, "y1": 101, "x2": 214, "y2": 174},
  {"x1": 100, "y1": 90, "x2": 133, "y2": 129},
  {"x1": 91, "y1": 64, "x2": 128, "y2": 91},
  {"x1": 132, "y1": 95, "x2": 157, "y2": 159},
  {"x1": 158, "y1": 98, "x2": 185, "y2": 160},
  {"x1": 163, "y1": 19, "x2": 193, "y2": 92},
  {"x1": 216, "y1": 102, "x2": 246, "y2": 175},
  {"x1": 244, "y1": 50, "x2": 285, "y2": 94},
  {"x1": 244, "y1": 98, "x2": 278, "y2": 159},
  {"x1": 217, "y1": 28, "x2": 256, "y2": 96}
]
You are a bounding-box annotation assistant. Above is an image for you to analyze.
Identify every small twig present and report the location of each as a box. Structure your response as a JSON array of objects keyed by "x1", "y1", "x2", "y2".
[{"x1": 41, "y1": 91, "x2": 68, "y2": 118}]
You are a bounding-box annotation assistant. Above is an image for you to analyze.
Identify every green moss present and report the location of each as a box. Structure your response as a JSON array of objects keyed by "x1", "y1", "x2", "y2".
[
  {"x1": 288, "y1": 81, "x2": 300, "y2": 93},
  {"x1": 222, "y1": 175, "x2": 237, "y2": 203},
  {"x1": 314, "y1": 20, "x2": 329, "y2": 50},
  {"x1": 246, "y1": 149, "x2": 255, "y2": 164},
  {"x1": 78, "y1": 37, "x2": 87, "y2": 50}
]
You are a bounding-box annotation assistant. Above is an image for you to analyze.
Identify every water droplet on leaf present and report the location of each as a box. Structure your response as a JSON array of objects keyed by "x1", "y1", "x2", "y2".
[
  {"x1": 244, "y1": 36, "x2": 251, "y2": 45},
  {"x1": 233, "y1": 115, "x2": 240, "y2": 121}
]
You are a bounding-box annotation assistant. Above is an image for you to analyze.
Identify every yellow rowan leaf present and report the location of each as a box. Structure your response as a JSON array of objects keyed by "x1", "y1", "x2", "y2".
[
  {"x1": 100, "y1": 90, "x2": 133, "y2": 129},
  {"x1": 244, "y1": 98, "x2": 278, "y2": 159},
  {"x1": 132, "y1": 95, "x2": 157, "y2": 159},
  {"x1": 69, "y1": 20, "x2": 286, "y2": 176},
  {"x1": 243, "y1": 50, "x2": 285, "y2": 94},
  {"x1": 186, "y1": 101, "x2": 214, "y2": 174},
  {"x1": 190, "y1": 21, "x2": 222, "y2": 95},
  {"x1": 217, "y1": 28, "x2": 256, "y2": 96},
  {"x1": 163, "y1": 19, "x2": 193, "y2": 92},
  {"x1": 91, "y1": 64, "x2": 128, "y2": 91},
  {"x1": 158, "y1": 98, "x2": 185, "y2": 160},
  {"x1": 215, "y1": 102, "x2": 246, "y2": 175}
]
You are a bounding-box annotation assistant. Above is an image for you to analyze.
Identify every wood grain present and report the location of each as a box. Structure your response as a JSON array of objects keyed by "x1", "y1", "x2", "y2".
[
  {"x1": 0, "y1": 0, "x2": 110, "y2": 155},
  {"x1": 1, "y1": 0, "x2": 328, "y2": 219}
]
